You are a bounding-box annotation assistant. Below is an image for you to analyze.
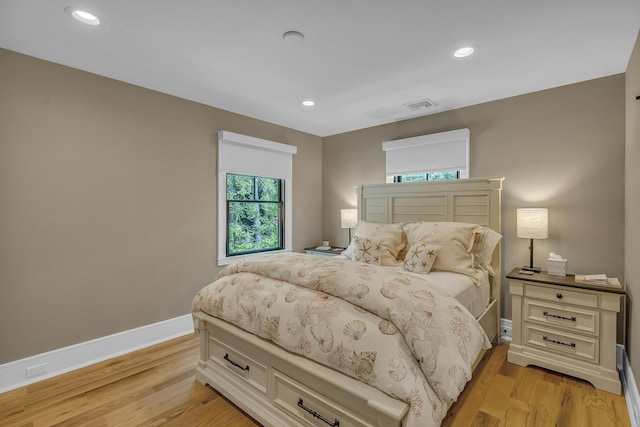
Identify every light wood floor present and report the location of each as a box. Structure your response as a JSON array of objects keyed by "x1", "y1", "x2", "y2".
[{"x1": 0, "y1": 334, "x2": 630, "y2": 426}]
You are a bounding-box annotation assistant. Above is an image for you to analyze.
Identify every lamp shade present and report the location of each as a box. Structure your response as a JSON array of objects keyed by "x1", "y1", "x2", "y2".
[
  {"x1": 340, "y1": 208, "x2": 357, "y2": 229},
  {"x1": 517, "y1": 208, "x2": 548, "y2": 239}
]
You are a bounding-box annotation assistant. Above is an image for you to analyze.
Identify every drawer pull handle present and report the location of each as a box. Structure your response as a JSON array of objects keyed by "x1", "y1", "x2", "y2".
[
  {"x1": 297, "y1": 398, "x2": 340, "y2": 427},
  {"x1": 556, "y1": 293, "x2": 563, "y2": 299},
  {"x1": 543, "y1": 335, "x2": 576, "y2": 348},
  {"x1": 223, "y1": 353, "x2": 249, "y2": 371},
  {"x1": 543, "y1": 311, "x2": 577, "y2": 322}
]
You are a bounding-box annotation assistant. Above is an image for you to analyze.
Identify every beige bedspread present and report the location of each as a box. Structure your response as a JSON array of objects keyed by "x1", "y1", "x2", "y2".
[{"x1": 192, "y1": 253, "x2": 490, "y2": 426}]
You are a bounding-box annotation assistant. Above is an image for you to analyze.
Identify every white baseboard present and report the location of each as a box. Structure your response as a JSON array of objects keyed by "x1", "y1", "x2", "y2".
[
  {"x1": 0, "y1": 314, "x2": 193, "y2": 394},
  {"x1": 619, "y1": 344, "x2": 640, "y2": 427},
  {"x1": 500, "y1": 318, "x2": 512, "y2": 342}
]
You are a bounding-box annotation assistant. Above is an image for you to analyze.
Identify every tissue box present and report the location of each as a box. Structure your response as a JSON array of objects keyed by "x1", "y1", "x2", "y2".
[{"x1": 548, "y1": 259, "x2": 567, "y2": 277}]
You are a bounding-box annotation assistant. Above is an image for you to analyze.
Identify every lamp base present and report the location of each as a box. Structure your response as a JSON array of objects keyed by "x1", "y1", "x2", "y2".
[{"x1": 521, "y1": 266, "x2": 541, "y2": 273}]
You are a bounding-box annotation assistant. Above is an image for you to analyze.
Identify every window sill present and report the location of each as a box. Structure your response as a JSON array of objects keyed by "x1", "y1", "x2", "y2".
[{"x1": 217, "y1": 248, "x2": 294, "y2": 267}]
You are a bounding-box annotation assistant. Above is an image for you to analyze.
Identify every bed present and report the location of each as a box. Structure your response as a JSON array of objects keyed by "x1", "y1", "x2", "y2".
[{"x1": 192, "y1": 177, "x2": 504, "y2": 427}]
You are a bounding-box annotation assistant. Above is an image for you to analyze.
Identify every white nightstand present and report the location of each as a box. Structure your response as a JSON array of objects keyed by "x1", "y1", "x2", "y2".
[
  {"x1": 507, "y1": 268, "x2": 624, "y2": 394},
  {"x1": 304, "y1": 247, "x2": 345, "y2": 257}
]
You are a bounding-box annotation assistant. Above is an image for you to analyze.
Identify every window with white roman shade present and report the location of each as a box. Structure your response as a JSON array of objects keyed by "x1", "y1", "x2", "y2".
[
  {"x1": 217, "y1": 131, "x2": 297, "y2": 265},
  {"x1": 382, "y1": 128, "x2": 469, "y2": 182}
]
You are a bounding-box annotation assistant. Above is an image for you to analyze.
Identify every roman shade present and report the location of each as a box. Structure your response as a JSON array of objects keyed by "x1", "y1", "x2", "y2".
[
  {"x1": 382, "y1": 128, "x2": 469, "y2": 178},
  {"x1": 218, "y1": 131, "x2": 297, "y2": 179}
]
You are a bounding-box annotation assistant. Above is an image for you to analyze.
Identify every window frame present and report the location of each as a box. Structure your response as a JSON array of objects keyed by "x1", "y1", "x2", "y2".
[
  {"x1": 225, "y1": 173, "x2": 284, "y2": 257},
  {"x1": 217, "y1": 131, "x2": 296, "y2": 266},
  {"x1": 393, "y1": 170, "x2": 461, "y2": 183}
]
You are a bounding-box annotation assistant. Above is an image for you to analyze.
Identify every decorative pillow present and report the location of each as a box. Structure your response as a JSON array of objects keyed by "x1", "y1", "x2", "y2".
[
  {"x1": 402, "y1": 221, "x2": 481, "y2": 282},
  {"x1": 471, "y1": 227, "x2": 502, "y2": 276},
  {"x1": 342, "y1": 221, "x2": 405, "y2": 266},
  {"x1": 352, "y1": 236, "x2": 383, "y2": 265},
  {"x1": 403, "y1": 242, "x2": 442, "y2": 274}
]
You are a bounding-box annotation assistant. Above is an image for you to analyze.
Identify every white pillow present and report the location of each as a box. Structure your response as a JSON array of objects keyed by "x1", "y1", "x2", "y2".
[
  {"x1": 342, "y1": 221, "x2": 405, "y2": 266},
  {"x1": 402, "y1": 221, "x2": 482, "y2": 283},
  {"x1": 403, "y1": 242, "x2": 442, "y2": 274},
  {"x1": 471, "y1": 227, "x2": 502, "y2": 276}
]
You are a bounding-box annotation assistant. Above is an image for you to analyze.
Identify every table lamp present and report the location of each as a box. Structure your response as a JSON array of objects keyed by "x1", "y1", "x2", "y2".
[
  {"x1": 517, "y1": 208, "x2": 548, "y2": 273},
  {"x1": 340, "y1": 208, "x2": 357, "y2": 244}
]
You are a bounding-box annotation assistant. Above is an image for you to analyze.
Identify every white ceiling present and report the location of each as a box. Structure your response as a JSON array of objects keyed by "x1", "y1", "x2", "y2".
[{"x1": 1, "y1": 1, "x2": 639, "y2": 137}]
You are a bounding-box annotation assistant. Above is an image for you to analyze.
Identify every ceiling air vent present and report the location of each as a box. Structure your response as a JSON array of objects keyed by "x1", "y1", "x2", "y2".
[{"x1": 403, "y1": 98, "x2": 438, "y2": 111}]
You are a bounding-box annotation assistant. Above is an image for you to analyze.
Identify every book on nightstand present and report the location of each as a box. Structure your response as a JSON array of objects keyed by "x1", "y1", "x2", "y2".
[{"x1": 575, "y1": 274, "x2": 622, "y2": 288}]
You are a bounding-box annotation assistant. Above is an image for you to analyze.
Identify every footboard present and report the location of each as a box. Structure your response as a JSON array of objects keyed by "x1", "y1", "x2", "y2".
[
  {"x1": 193, "y1": 311, "x2": 409, "y2": 427},
  {"x1": 478, "y1": 298, "x2": 500, "y2": 344}
]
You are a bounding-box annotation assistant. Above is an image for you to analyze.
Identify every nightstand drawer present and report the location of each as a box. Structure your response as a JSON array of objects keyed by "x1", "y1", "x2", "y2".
[
  {"x1": 524, "y1": 324, "x2": 599, "y2": 364},
  {"x1": 524, "y1": 299, "x2": 599, "y2": 336},
  {"x1": 525, "y1": 284, "x2": 598, "y2": 308}
]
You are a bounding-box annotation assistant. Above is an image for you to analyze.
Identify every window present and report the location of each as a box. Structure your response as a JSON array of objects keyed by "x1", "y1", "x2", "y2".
[
  {"x1": 217, "y1": 131, "x2": 296, "y2": 265},
  {"x1": 226, "y1": 173, "x2": 283, "y2": 256},
  {"x1": 394, "y1": 171, "x2": 460, "y2": 182},
  {"x1": 382, "y1": 128, "x2": 469, "y2": 183}
]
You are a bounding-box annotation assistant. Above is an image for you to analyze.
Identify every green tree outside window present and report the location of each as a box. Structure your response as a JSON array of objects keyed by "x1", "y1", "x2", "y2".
[
  {"x1": 395, "y1": 170, "x2": 460, "y2": 182},
  {"x1": 226, "y1": 174, "x2": 283, "y2": 256}
]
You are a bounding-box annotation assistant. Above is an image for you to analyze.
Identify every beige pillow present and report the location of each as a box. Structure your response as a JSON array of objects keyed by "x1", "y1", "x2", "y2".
[
  {"x1": 352, "y1": 236, "x2": 383, "y2": 265},
  {"x1": 403, "y1": 242, "x2": 441, "y2": 274},
  {"x1": 342, "y1": 221, "x2": 405, "y2": 266},
  {"x1": 403, "y1": 221, "x2": 480, "y2": 280}
]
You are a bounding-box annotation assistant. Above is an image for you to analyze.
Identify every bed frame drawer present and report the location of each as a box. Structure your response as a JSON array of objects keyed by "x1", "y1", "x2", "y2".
[
  {"x1": 272, "y1": 370, "x2": 370, "y2": 427},
  {"x1": 209, "y1": 336, "x2": 268, "y2": 394},
  {"x1": 524, "y1": 298, "x2": 599, "y2": 336}
]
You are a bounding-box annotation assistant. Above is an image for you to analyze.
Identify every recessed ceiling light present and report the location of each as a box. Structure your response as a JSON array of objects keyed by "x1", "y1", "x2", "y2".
[
  {"x1": 301, "y1": 100, "x2": 315, "y2": 107},
  {"x1": 453, "y1": 46, "x2": 476, "y2": 58},
  {"x1": 64, "y1": 7, "x2": 100, "y2": 25},
  {"x1": 283, "y1": 31, "x2": 305, "y2": 45}
]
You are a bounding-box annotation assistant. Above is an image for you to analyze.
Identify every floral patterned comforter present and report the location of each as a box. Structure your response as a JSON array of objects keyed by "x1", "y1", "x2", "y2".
[{"x1": 192, "y1": 253, "x2": 491, "y2": 427}]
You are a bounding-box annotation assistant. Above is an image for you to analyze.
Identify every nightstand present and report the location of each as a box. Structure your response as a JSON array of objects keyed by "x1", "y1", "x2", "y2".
[
  {"x1": 304, "y1": 247, "x2": 346, "y2": 257},
  {"x1": 507, "y1": 268, "x2": 624, "y2": 394}
]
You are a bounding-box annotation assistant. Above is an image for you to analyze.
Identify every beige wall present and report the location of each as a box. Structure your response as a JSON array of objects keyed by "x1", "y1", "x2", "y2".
[
  {"x1": 0, "y1": 45, "x2": 631, "y2": 373},
  {"x1": 0, "y1": 48, "x2": 323, "y2": 363},
  {"x1": 323, "y1": 75, "x2": 626, "y2": 323},
  {"x1": 625, "y1": 32, "x2": 640, "y2": 394}
]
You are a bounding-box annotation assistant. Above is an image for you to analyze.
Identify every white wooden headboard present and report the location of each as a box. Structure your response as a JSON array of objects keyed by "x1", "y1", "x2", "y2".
[
  {"x1": 355, "y1": 177, "x2": 505, "y2": 342},
  {"x1": 356, "y1": 177, "x2": 503, "y2": 227}
]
